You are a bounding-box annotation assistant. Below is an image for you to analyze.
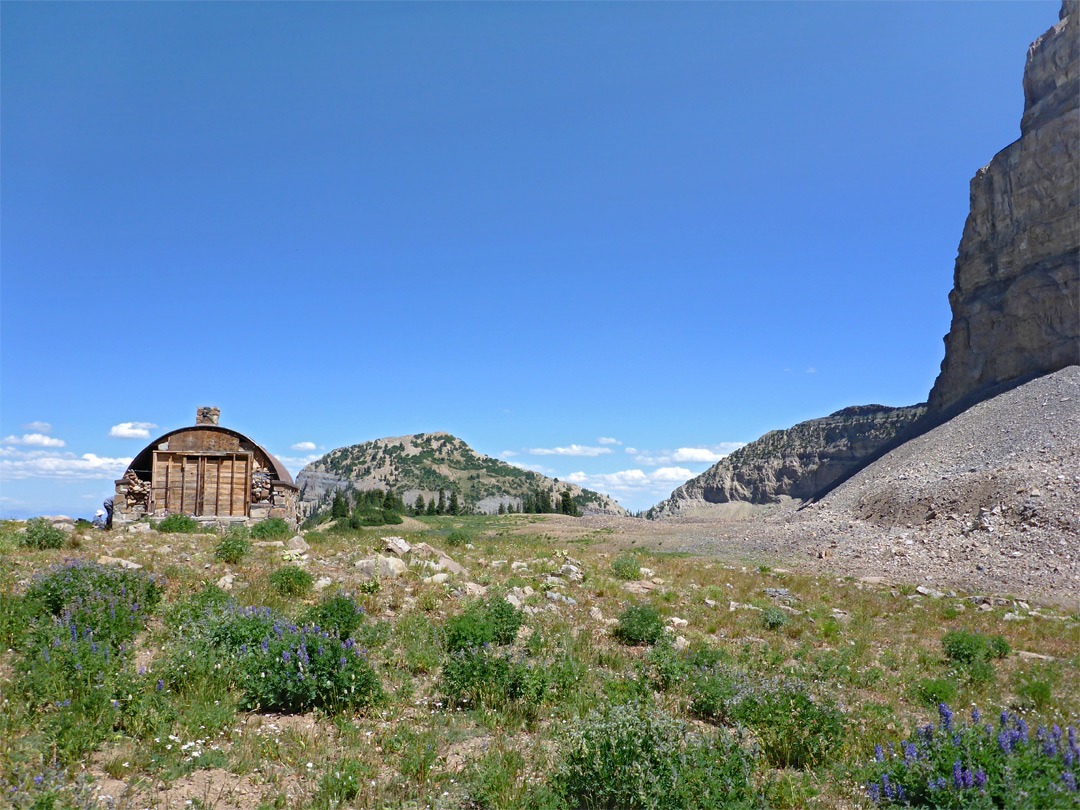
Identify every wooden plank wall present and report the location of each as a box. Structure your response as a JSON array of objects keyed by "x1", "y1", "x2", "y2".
[{"x1": 152, "y1": 451, "x2": 251, "y2": 517}]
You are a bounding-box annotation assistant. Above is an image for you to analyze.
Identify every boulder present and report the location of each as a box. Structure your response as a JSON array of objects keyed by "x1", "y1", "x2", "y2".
[
  {"x1": 383, "y1": 536, "x2": 411, "y2": 556},
  {"x1": 286, "y1": 535, "x2": 310, "y2": 553},
  {"x1": 216, "y1": 573, "x2": 234, "y2": 591},
  {"x1": 97, "y1": 556, "x2": 142, "y2": 570},
  {"x1": 622, "y1": 580, "x2": 656, "y2": 596},
  {"x1": 437, "y1": 555, "x2": 466, "y2": 576},
  {"x1": 423, "y1": 573, "x2": 450, "y2": 585},
  {"x1": 560, "y1": 563, "x2": 584, "y2": 582},
  {"x1": 354, "y1": 558, "x2": 377, "y2": 579},
  {"x1": 314, "y1": 576, "x2": 334, "y2": 591},
  {"x1": 376, "y1": 554, "x2": 407, "y2": 579}
]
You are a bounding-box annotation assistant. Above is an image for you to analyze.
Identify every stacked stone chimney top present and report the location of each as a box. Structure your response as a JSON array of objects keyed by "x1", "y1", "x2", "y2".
[{"x1": 196, "y1": 406, "x2": 220, "y2": 426}]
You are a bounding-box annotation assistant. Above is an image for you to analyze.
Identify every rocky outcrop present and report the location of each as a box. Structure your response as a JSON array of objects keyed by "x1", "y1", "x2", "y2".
[
  {"x1": 928, "y1": 1, "x2": 1079, "y2": 414},
  {"x1": 648, "y1": 404, "x2": 926, "y2": 518},
  {"x1": 297, "y1": 432, "x2": 630, "y2": 517}
]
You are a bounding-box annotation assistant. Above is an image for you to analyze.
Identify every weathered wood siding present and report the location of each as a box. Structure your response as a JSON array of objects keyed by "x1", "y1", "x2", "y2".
[{"x1": 152, "y1": 451, "x2": 251, "y2": 516}]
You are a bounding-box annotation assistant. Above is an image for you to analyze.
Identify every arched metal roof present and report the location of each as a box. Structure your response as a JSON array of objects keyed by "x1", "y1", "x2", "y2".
[{"x1": 123, "y1": 424, "x2": 296, "y2": 488}]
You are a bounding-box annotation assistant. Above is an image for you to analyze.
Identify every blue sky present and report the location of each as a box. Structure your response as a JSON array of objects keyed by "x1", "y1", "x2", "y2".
[{"x1": 0, "y1": 1, "x2": 1058, "y2": 516}]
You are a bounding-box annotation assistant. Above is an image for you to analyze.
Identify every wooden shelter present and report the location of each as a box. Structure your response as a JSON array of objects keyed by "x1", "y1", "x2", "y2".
[{"x1": 112, "y1": 407, "x2": 299, "y2": 529}]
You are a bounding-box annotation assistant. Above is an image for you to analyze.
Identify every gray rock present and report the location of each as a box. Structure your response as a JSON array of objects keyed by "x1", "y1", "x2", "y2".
[
  {"x1": 286, "y1": 535, "x2": 310, "y2": 553},
  {"x1": 97, "y1": 555, "x2": 142, "y2": 570},
  {"x1": 383, "y1": 536, "x2": 411, "y2": 556},
  {"x1": 253, "y1": 540, "x2": 285, "y2": 548},
  {"x1": 560, "y1": 563, "x2": 584, "y2": 582},
  {"x1": 217, "y1": 573, "x2": 234, "y2": 590},
  {"x1": 622, "y1": 580, "x2": 657, "y2": 596},
  {"x1": 423, "y1": 573, "x2": 450, "y2": 585},
  {"x1": 437, "y1": 555, "x2": 466, "y2": 576},
  {"x1": 376, "y1": 554, "x2": 407, "y2": 579},
  {"x1": 354, "y1": 558, "x2": 377, "y2": 579},
  {"x1": 588, "y1": 607, "x2": 603, "y2": 622},
  {"x1": 314, "y1": 576, "x2": 334, "y2": 591}
]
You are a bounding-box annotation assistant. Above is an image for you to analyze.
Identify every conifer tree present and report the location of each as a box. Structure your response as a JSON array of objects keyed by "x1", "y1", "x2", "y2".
[
  {"x1": 560, "y1": 490, "x2": 579, "y2": 516},
  {"x1": 497, "y1": 502, "x2": 506, "y2": 515},
  {"x1": 437, "y1": 488, "x2": 446, "y2": 515},
  {"x1": 414, "y1": 494, "x2": 426, "y2": 515},
  {"x1": 331, "y1": 491, "x2": 349, "y2": 519},
  {"x1": 425, "y1": 496, "x2": 437, "y2": 516},
  {"x1": 449, "y1": 490, "x2": 460, "y2": 516}
]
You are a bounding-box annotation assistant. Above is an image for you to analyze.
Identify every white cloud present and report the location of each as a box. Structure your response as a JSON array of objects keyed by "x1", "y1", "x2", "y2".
[
  {"x1": 3, "y1": 433, "x2": 66, "y2": 448},
  {"x1": 525, "y1": 444, "x2": 612, "y2": 457},
  {"x1": 500, "y1": 450, "x2": 519, "y2": 458},
  {"x1": 597, "y1": 437, "x2": 621, "y2": 445},
  {"x1": 806, "y1": 367, "x2": 817, "y2": 374},
  {"x1": 507, "y1": 460, "x2": 557, "y2": 475},
  {"x1": 109, "y1": 422, "x2": 158, "y2": 439},
  {"x1": 566, "y1": 466, "x2": 697, "y2": 494},
  {"x1": 0, "y1": 449, "x2": 131, "y2": 480},
  {"x1": 290, "y1": 441, "x2": 317, "y2": 451},
  {"x1": 624, "y1": 447, "x2": 638, "y2": 454},
  {"x1": 651, "y1": 466, "x2": 694, "y2": 482},
  {"x1": 278, "y1": 453, "x2": 322, "y2": 473},
  {"x1": 21, "y1": 421, "x2": 52, "y2": 433},
  {"x1": 632, "y1": 443, "x2": 744, "y2": 466}
]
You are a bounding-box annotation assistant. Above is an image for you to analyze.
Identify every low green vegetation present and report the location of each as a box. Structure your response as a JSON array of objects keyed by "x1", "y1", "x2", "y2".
[
  {"x1": 0, "y1": 515, "x2": 1076, "y2": 809},
  {"x1": 610, "y1": 552, "x2": 641, "y2": 580},
  {"x1": 155, "y1": 513, "x2": 201, "y2": 534}
]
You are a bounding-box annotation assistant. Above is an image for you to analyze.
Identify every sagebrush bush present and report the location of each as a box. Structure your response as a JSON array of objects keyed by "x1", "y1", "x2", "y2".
[
  {"x1": 762, "y1": 606, "x2": 789, "y2": 631},
  {"x1": 444, "y1": 594, "x2": 524, "y2": 653},
  {"x1": 157, "y1": 513, "x2": 200, "y2": 534},
  {"x1": 555, "y1": 701, "x2": 758, "y2": 810},
  {"x1": 614, "y1": 603, "x2": 664, "y2": 646},
  {"x1": 214, "y1": 531, "x2": 251, "y2": 565},
  {"x1": 303, "y1": 594, "x2": 364, "y2": 639},
  {"x1": 270, "y1": 565, "x2": 313, "y2": 597},
  {"x1": 942, "y1": 629, "x2": 1009, "y2": 666},
  {"x1": 445, "y1": 530, "x2": 471, "y2": 548},
  {"x1": 251, "y1": 517, "x2": 291, "y2": 539},
  {"x1": 22, "y1": 518, "x2": 67, "y2": 550},
  {"x1": 610, "y1": 553, "x2": 641, "y2": 580},
  {"x1": 689, "y1": 667, "x2": 844, "y2": 769}
]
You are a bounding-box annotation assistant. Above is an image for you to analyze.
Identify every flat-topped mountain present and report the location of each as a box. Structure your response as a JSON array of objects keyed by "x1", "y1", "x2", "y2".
[
  {"x1": 647, "y1": 404, "x2": 926, "y2": 518},
  {"x1": 296, "y1": 432, "x2": 630, "y2": 516}
]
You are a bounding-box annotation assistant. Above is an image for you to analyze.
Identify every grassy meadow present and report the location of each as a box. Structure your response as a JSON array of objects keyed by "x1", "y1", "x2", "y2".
[{"x1": 0, "y1": 514, "x2": 1077, "y2": 809}]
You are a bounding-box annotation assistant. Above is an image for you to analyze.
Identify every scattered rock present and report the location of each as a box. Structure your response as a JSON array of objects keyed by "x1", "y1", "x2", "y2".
[
  {"x1": 437, "y1": 556, "x2": 466, "y2": 576},
  {"x1": 253, "y1": 540, "x2": 285, "y2": 548},
  {"x1": 622, "y1": 580, "x2": 657, "y2": 596},
  {"x1": 411, "y1": 543, "x2": 442, "y2": 559},
  {"x1": 667, "y1": 616, "x2": 688, "y2": 629},
  {"x1": 383, "y1": 536, "x2": 411, "y2": 556},
  {"x1": 463, "y1": 582, "x2": 487, "y2": 597},
  {"x1": 97, "y1": 556, "x2": 142, "y2": 570},
  {"x1": 216, "y1": 573, "x2": 234, "y2": 590},
  {"x1": 560, "y1": 563, "x2": 584, "y2": 582},
  {"x1": 376, "y1": 555, "x2": 407, "y2": 579},
  {"x1": 354, "y1": 559, "x2": 377, "y2": 579},
  {"x1": 588, "y1": 607, "x2": 603, "y2": 622},
  {"x1": 673, "y1": 636, "x2": 690, "y2": 652},
  {"x1": 314, "y1": 576, "x2": 334, "y2": 591},
  {"x1": 286, "y1": 535, "x2": 310, "y2": 553},
  {"x1": 505, "y1": 593, "x2": 522, "y2": 609},
  {"x1": 423, "y1": 573, "x2": 450, "y2": 585}
]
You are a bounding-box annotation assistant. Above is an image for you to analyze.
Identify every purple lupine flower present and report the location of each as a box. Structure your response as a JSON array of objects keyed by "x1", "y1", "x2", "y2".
[
  {"x1": 874, "y1": 744, "x2": 884, "y2": 762},
  {"x1": 896, "y1": 785, "x2": 906, "y2": 802},
  {"x1": 929, "y1": 777, "x2": 947, "y2": 792},
  {"x1": 972, "y1": 707, "x2": 980, "y2": 724},
  {"x1": 156, "y1": 679, "x2": 164, "y2": 691},
  {"x1": 281, "y1": 650, "x2": 292, "y2": 663},
  {"x1": 1064, "y1": 747, "x2": 1074, "y2": 767},
  {"x1": 939, "y1": 703, "x2": 954, "y2": 731},
  {"x1": 953, "y1": 734, "x2": 962, "y2": 746},
  {"x1": 881, "y1": 775, "x2": 895, "y2": 800},
  {"x1": 904, "y1": 741, "x2": 918, "y2": 763},
  {"x1": 974, "y1": 770, "x2": 987, "y2": 788},
  {"x1": 921, "y1": 724, "x2": 935, "y2": 743},
  {"x1": 261, "y1": 638, "x2": 269, "y2": 654},
  {"x1": 1053, "y1": 725, "x2": 1063, "y2": 743},
  {"x1": 1045, "y1": 739, "x2": 1058, "y2": 757},
  {"x1": 985, "y1": 724, "x2": 993, "y2": 737},
  {"x1": 866, "y1": 782, "x2": 881, "y2": 804},
  {"x1": 962, "y1": 768, "x2": 974, "y2": 789},
  {"x1": 952, "y1": 760, "x2": 963, "y2": 789},
  {"x1": 1001, "y1": 710, "x2": 1010, "y2": 728},
  {"x1": 1069, "y1": 727, "x2": 1076, "y2": 747},
  {"x1": 1062, "y1": 772, "x2": 1077, "y2": 792},
  {"x1": 1017, "y1": 718, "x2": 1028, "y2": 742}
]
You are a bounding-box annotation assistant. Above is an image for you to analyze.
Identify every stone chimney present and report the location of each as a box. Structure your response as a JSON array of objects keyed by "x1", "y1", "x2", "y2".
[{"x1": 196, "y1": 406, "x2": 220, "y2": 426}]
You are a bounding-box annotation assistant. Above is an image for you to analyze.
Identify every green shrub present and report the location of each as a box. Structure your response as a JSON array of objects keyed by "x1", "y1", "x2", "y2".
[
  {"x1": 762, "y1": 606, "x2": 789, "y2": 631},
  {"x1": 157, "y1": 513, "x2": 200, "y2": 534},
  {"x1": 444, "y1": 594, "x2": 524, "y2": 653},
  {"x1": 610, "y1": 553, "x2": 641, "y2": 580},
  {"x1": 689, "y1": 668, "x2": 845, "y2": 769},
  {"x1": 22, "y1": 518, "x2": 67, "y2": 549},
  {"x1": 269, "y1": 565, "x2": 313, "y2": 597},
  {"x1": 942, "y1": 628, "x2": 1009, "y2": 665},
  {"x1": 302, "y1": 594, "x2": 364, "y2": 639},
  {"x1": 646, "y1": 638, "x2": 690, "y2": 691},
  {"x1": 24, "y1": 559, "x2": 163, "y2": 647},
  {"x1": 214, "y1": 530, "x2": 251, "y2": 565},
  {"x1": 1015, "y1": 676, "x2": 1053, "y2": 711},
  {"x1": 439, "y1": 645, "x2": 549, "y2": 711},
  {"x1": 251, "y1": 517, "x2": 291, "y2": 539},
  {"x1": 555, "y1": 701, "x2": 758, "y2": 810},
  {"x1": 238, "y1": 624, "x2": 382, "y2": 713},
  {"x1": 614, "y1": 603, "x2": 664, "y2": 646},
  {"x1": 316, "y1": 760, "x2": 370, "y2": 805},
  {"x1": 446, "y1": 530, "x2": 471, "y2": 548},
  {"x1": 912, "y1": 676, "x2": 959, "y2": 709},
  {"x1": 861, "y1": 703, "x2": 1078, "y2": 807},
  {"x1": 163, "y1": 584, "x2": 232, "y2": 632}
]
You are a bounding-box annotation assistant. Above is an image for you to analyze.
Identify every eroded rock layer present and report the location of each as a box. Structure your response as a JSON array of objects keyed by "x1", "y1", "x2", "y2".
[
  {"x1": 647, "y1": 404, "x2": 926, "y2": 518},
  {"x1": 928, "y1": 1, "x2": 1079, "y2": 413}
]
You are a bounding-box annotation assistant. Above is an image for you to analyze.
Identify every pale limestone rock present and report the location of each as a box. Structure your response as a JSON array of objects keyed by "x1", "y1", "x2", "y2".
[
  {"x1": 286, "y1": 535, "x2": 310, "y2": 553},
  {"x1": 314, "y1": 576, "x2": 334, "y2": 591},
  {"x1": 423, "y1": 573, "x2": 450, "y2": 585},
  {"x1": 437, "y1": 555, "x2": 466, "y2": 576},
  {"x1": 97, "y1": 555, "x2": 142, "y2": 570},
  {"x1": 383, "y1": 536, "x2": 410, "y2": 556},
  {"x1": 376, "y1": 554, "x2": 407, "y2": 579},
  {"x1": 216, "y1": 573, "x2": 234, "y2": 590}
]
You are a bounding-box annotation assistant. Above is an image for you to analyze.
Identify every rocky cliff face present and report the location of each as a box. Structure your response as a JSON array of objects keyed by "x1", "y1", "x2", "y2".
[
  {"x1": 297, "y1": 432, "x2": 630, "y2": 517},
  {"x1": 647, "y1": 404, "x2": 926, "y2": 518},
  {"x1": 928, "y1": 1, "x2": 1079, "y2": 414}
]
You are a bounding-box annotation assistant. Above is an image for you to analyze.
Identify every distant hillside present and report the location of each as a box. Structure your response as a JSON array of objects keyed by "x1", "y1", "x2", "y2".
[
  {"x1": 647, "y1": 404, "x2": 926, "y2": 518},
  {"x1": 297, "y1": 432, "x2": 630, "y2": 516}
]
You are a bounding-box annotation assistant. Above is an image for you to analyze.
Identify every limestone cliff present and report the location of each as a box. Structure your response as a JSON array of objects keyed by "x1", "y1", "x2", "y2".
[
  {"x1": 928, "y1": 1, "x2": 1079, "y2": 414},
  {"x1": 647, "y1": 404, "x2": 926, "y2": 518}
]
